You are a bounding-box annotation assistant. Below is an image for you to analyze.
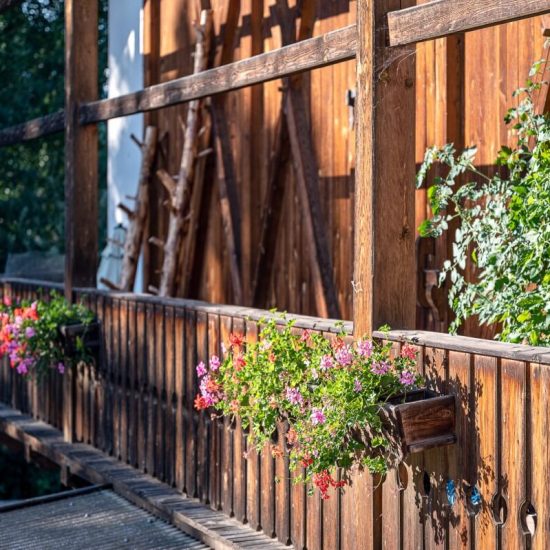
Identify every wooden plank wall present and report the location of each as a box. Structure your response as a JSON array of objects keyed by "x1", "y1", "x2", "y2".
[
  {"x1": 2, "y1": 279, "x2": 550, "y2": 549},
  {"x1": 142, "y1": 1, "x2": 547, "y2": 337}
]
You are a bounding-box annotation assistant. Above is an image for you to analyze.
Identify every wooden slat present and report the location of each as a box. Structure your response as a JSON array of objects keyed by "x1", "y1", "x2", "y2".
[
  {"x1": 79, "y1": 25, "x2": 357, "y2": 124},
  {"x1": 146, "y1": 302, "x2": 156, "y2": 476},
  {"x1": 164, "y1": 305, "x2": 176, "y2": 487},
  {"x1": 500, "y1": 359, "x2": 527, "y2": 549},
  {"x1": 474, "y1": 355, "x2": 498, "y2": 549},
  {"x1": 208, "y1": 313, "x2": 221, "y2": 511},
  {"x1": 185, "y1": 308, "x2": 198, "y2": 498},
  {"x1": 219, "y1": 316, "x2": 234, "y2": 516},
  {"x1": 196, "y1": 311, "x2": 210, "y2": 504},
  {"x1": 127, "y1": 300, "x2": 137, "y2": 467},
  {"x1": 155, "y1": 303, "x2": 166, "y2": 481},
  {"x1": 388, "y1": 0, "x2": 550, "y2": 47},
  {"x1": 174, "y1": 308, "x2": 186, "y2": 492},
  {"x1": 0, "y1": 111, "x2": 65, "y2": 148},
  {"x1": 530, "y1": 362, "x2": 550, "y2": 550},
  {"x1": 136, "y1": 301, "x2": 147, "y2": 472}
]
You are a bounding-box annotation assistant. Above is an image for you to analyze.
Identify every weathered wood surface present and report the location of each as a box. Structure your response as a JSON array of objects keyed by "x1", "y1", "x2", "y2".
[
  {"x1": 354, "y1": 0, "x2": 417, "y2": 337},
  {"x1": 158, "y1": 11, "x2": 213, "y2": 297},
  {"x1": 0, "y1": 111, "x2": 65, "y2": 148},
  {"x1": 388, "y1": 0, "x2": 550, "y2": 46},
  {"x1": 119, "y1": 126, "x2": 158, "y2": 292},
  {"x1": 3, "y1": 280, "x2": 550, "y2": 548},
  {"x1": 79, "y1": 25, "x2": 357, "y2": 124}
]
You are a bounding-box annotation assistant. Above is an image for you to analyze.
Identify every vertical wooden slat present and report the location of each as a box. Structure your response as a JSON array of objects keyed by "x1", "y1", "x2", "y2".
[
  {"x1": 530, "y1": 362, "x2": 550, "y2": 550},
  {"x1": 207, "y1": 313, "x2": 221, "y2": 510},
  {"x1": 112, "y1": 297, "x2": 121, "y2": 460},
  {"x1": 447, "y1": 351, "x2": 474, "y2": 549},
  {"x1": 119, "y1": 298, "x2": 129, "y2": 463},
  {"x1": 275, "y1": 421, "x2": 291, "y2": 545},
  {"x1": 164, "y1": 305, "x2": 176, "y2": 486},
  {"x1": 245, "y1": 319, "x2": 261, "y2": 530},
  {"x1": 185, "y1": 308, "x2": 198, "y2": 498},
  {"x1": 423, "y1": 347, "x2": 449, "y2": 550},
  {"x1": 103, "y1": 294, "x2": 114, "y2": 454},
  {"x1": 474, "y1": 355, "x2": 498, "y2": 549},
  {"x1": 127, "y1": 300, "x2": 137, "y2": 467},
  {"x1": 220, "y1": 315, "x2": 234, "y2": 515},
  {"x1": 136, "y1": 301, "x2": 148, "y2": 472},
  {"x1": 196, "y1": 310, "x2": 210, "y2": 503},
  {"x1": 500, "y1": 359, "x2": 527, "y2": 549},
  {"x1": 174, "y1": 307, "x2": 186, "y2": 492},
  {"x1": 146, "y1": 301, "x2": 156, "y2": 475},
  {"x1": 155, "y1": 303, "x2": 166, "y2": 480},
  {"x1": 232, "y1": 316, "x2": 247, "y2": 522}
]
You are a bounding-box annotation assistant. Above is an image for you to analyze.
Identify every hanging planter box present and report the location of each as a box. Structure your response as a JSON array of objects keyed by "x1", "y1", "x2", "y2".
[
  {"x1": 58, "y1": 321, "x2": 101, "y2": 358},
  {"x1": 382, "y1": 389, "x2": 456, "y2": 454}
]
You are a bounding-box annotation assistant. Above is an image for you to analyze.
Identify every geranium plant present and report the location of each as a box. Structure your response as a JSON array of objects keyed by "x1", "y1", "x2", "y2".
[
  {"x1": 195, "y1": 317, "x2": 421, "y2": 499},
  {"x1": 417, "y1": 62, "x2": 550, "y2": 345},
  {"x1": 0, "y1": 293, "x2": 96, "y2": 377}
]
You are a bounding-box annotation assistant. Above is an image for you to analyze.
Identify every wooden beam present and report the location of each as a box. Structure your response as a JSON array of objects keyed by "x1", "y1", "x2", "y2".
[
  {"x1": 79, "y1": 25, "x2": 357, "y2": 124},
  {"x1": 388, "y1": 0, "x2": 550, "y2": 47},
  {"x1": 0, "y1": 111, "x2": 65, "y2": 148},
  {"x1": 63, "y1": 2, "x2": 97, "y2": 450},
  {"x1": 354, "y1": 0, "x2": 416, "y2": 335},
  {"x1": 64, "y1": 0, "x2": 98, "y2": 300}
]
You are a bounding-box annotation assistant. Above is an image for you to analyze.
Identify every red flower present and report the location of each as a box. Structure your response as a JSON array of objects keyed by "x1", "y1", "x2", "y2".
[
  {"x1": 312, "y1": 470, "x2": 347, "y2": 499},
  {"x1": 229, "y1": 333, "x2": 244, "y2": 349},
  {"x1": 300, "y1": 456, "x2": 313, "y2": 468},
  {"x1": 401, "y1": 345, "x2": 417, "y2": 361},
  {"x1": 234, "y1": 354, "x2": 246, "y2": 371},
  {"x1": 194, "y1": 394, "x2": 208, "y2": 410}
]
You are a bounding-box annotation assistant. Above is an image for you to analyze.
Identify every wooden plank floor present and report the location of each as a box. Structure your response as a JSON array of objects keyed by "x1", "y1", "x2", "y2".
[{"x1": 0, "y1": 403, "x2": 290, "y2": 550}]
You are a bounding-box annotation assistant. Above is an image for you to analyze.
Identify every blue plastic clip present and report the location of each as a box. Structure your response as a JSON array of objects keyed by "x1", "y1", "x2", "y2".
[
  {"x1": 446, "y1": 479, "x2": 456, "y2": 506},
  {"x1": 470, "y1": 485, "x2": 481, "y2": 507}
]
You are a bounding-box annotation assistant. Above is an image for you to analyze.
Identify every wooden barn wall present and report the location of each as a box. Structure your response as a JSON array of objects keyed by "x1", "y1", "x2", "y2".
[{"x1": 142, "y1": 1, "x2": 548, "y2": 335}]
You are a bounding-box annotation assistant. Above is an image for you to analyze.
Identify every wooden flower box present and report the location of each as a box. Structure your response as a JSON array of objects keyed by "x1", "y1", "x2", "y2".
[
  {"x1": 383, "y1": 389, "x2": 456, "y2": 454},
  {"x1": 59, "y1": 321, "x2": 101, "y2": 357}
]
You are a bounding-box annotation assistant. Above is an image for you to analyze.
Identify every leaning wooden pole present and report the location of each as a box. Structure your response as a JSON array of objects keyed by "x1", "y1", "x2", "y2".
[
  {"x1": 158, "y1": 10, "x2": 213, "y2": 297},
  {"x1": 118, "y1": 126, "x2": 158, "y2": 291}
]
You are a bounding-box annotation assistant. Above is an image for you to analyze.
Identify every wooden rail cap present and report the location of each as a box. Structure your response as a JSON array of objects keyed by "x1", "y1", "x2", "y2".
[{"x1": 388, "y1": 0, "x2": 550, "y2": 47}]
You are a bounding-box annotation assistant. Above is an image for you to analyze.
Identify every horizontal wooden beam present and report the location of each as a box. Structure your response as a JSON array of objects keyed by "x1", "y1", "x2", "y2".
[
  {"x1": 0, "y1": 111, "x2": 65, "y2": 147},
  {"x1": 388, "y1": 0, "x2": 550, "y2": 47},
  {"x1": 79, "y1": 24, "x2": 357, "y2": 124}
]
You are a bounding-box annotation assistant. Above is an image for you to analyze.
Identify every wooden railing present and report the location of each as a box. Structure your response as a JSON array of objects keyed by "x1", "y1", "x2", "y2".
[{"x1": 2, "y1": 278, "x2": 550, "y2": 549}]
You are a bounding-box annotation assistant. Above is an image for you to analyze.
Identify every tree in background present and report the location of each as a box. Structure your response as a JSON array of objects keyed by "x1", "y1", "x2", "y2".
[{"x1": 0, "y1": 0, "x2": 107, "y2": 271}]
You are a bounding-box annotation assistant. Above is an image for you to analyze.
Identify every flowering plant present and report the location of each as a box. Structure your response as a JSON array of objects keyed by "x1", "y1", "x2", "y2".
[
  {"x1": 0, "y1": 293, "x2": 95, "y2": 377},
  {"x1": 195, "y1": 317, "x2": 421, "y2": 499}
]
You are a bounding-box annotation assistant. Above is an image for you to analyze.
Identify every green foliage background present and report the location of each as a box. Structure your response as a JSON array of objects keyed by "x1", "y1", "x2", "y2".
[{"x1": 0, "y1": 0, "x2": 108, "y2": 271}]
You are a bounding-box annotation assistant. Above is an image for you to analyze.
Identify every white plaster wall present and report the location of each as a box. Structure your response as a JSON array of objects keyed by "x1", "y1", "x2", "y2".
[{"x1": 107, "y1": 0, "x2": 144, "y2": 291}]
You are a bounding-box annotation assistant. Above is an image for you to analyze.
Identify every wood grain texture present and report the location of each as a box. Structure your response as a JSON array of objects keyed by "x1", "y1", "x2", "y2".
[
  {"x1": 388, "y1": 0, "x2": 550, "y2": 46},
  {"x1": 64, "y1": 0, "x2": 98, "y2": 295},
  {"x1": 354, "y1": 0, "x2": 416, "y2": 337},
  {"x1": 0, "y1": 111, "x2": 64, "y2": 148},
  {"x1": 79, "y1": 25, "x2": 357, "y2": 124}
]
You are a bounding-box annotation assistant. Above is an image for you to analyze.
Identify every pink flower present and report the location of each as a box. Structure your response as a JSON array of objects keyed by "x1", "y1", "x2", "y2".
[
  {"x1": 400, "y1": 370, "x2": 415, "y2": 386},
  {"x1": 310, "y1": 408, "x2": 326, "y2": 425},
  {"x1": 3, "y1": 296, "x2": 11, "y2": 306},
  {"x1": 335, "y1": 346, "x2": 353, "y2": 367},
  {"x1": 353, "y1": 379, "x2": 362, "y2": 392},
  {"x1": 196, "y1": 361, "x2": 207, "y2": 377},
  {"x1": 371, "y1": 361, "x2": 390, "y2": 375},
  {"x1": 25, "y1": 326, "x2": 35, "y2": 338},
  {"x1": 57, "y1": 362, "x2": 65, "y2": 374},
  {"x1": 357, "y1": 339, "x2": 373, "y2": 358},
  {"x1": 210, "y1": 355, "x2": 220, "y2": 371},
  {"x1": 401, "y1": 345, "x2": 417, "y2": 361},
  {"x1": 17, "y1": 363, "x2": 28, "y2": 375},
  {"x1": 320, "y1": 354, "x2": 334, "y2": 371},
  {"x1": 285, "y1": 387, "x2": 304, "y2": 406}
]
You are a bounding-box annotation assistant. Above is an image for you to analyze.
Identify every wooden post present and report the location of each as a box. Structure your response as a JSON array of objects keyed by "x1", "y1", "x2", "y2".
[
  {"x1": 65, "y1": 0, "x2": 99, "y2": 300},
  {"x1": 353, "y1": 1, "x2": 415, "y2": 545},
  {"x1": 354, "y1": 0, "x2": 416, "y2": 338},
  {"x1": 64, "y1": 0, "x2": 98, "y2": 442}
]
